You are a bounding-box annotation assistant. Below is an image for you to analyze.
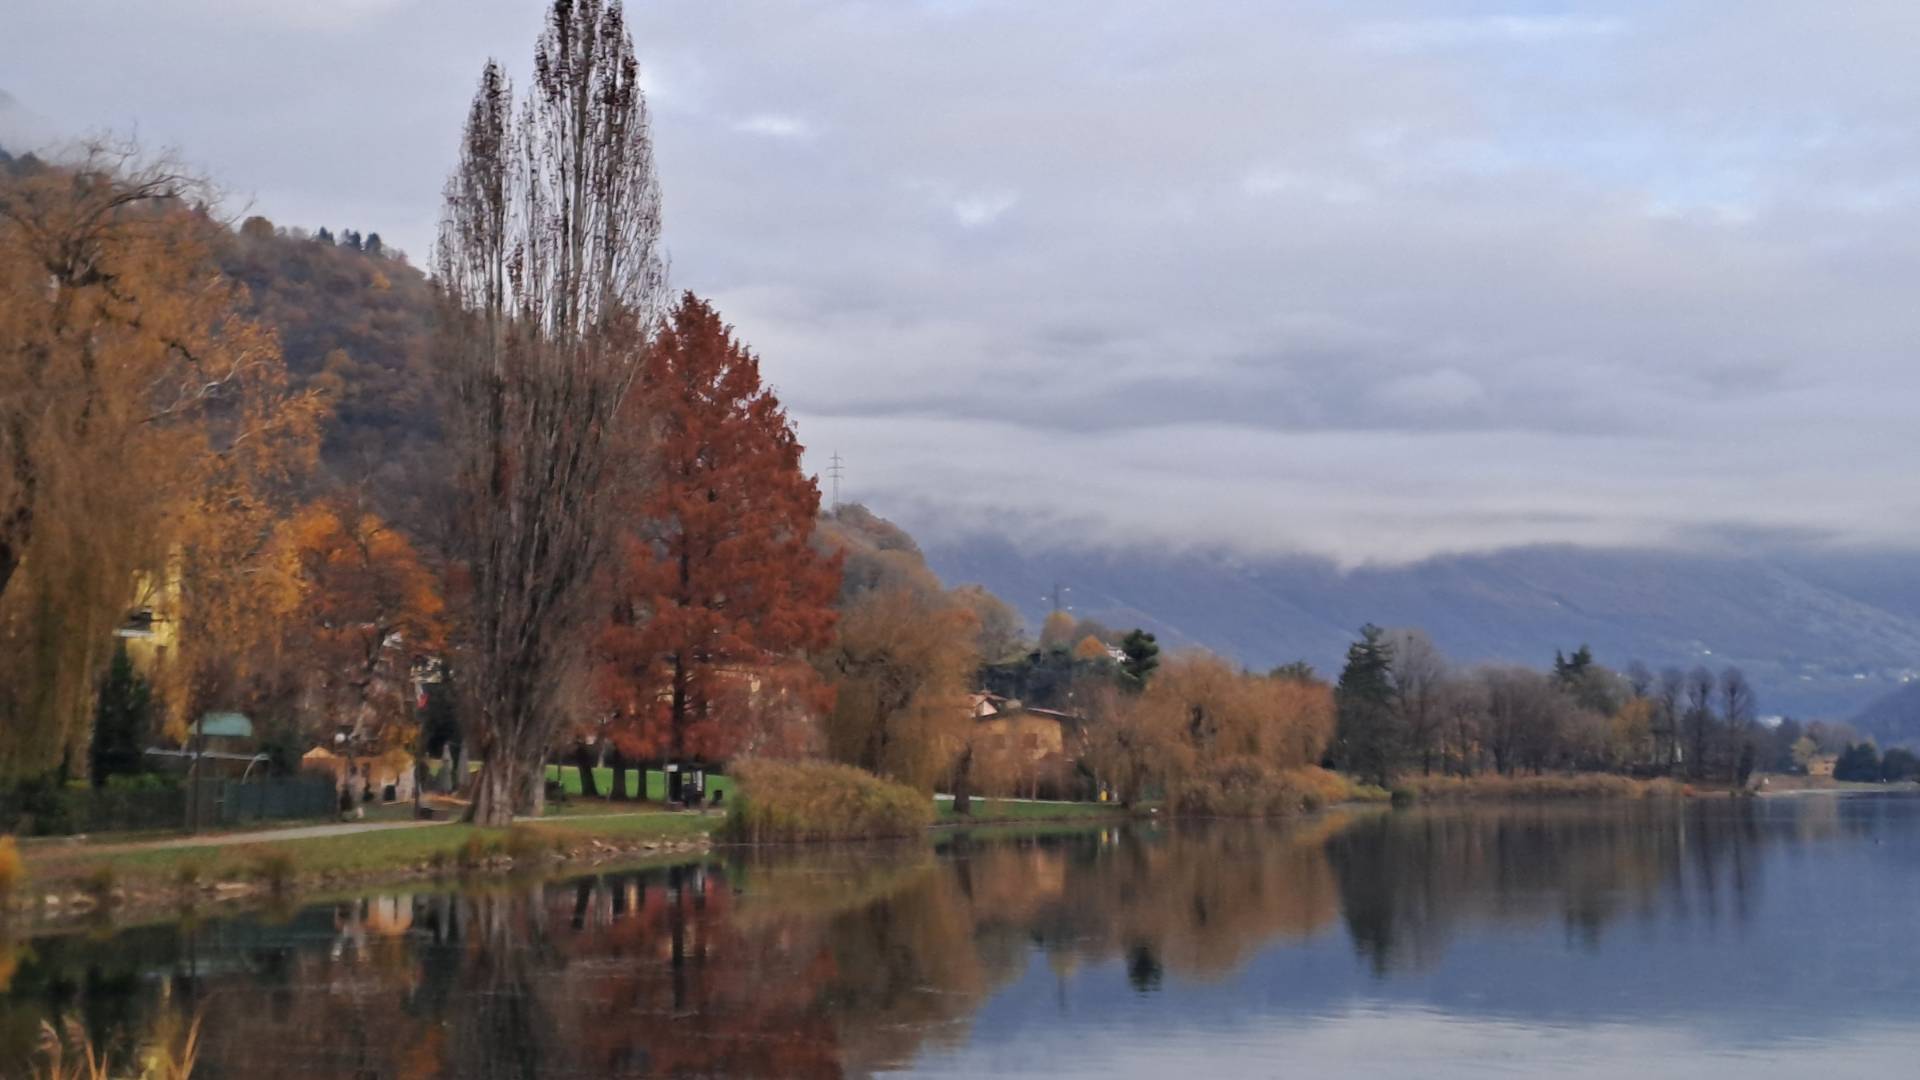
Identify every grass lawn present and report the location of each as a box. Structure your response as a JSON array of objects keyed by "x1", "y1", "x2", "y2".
[
  {"x1": 538, "y1": 797, "x2": 675, "y2": 817},
  {"x1": 19, "y1": 810, "x2": 714, "y2": 893},
  {"x1": 533, "y1": 811, "x2": 717, "y2": 838},
  {"x1": 934, "y1": 798, "x2": 1131, "y2": 824}
]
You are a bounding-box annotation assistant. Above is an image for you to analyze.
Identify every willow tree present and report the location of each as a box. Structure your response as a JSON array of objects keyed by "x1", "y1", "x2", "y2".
[
  {"x1": 435, "y1": 0, "x2": 665, "y2": 823},
  {"x1": 0, "y1": 145, "x2": 318, "y2": 781}
]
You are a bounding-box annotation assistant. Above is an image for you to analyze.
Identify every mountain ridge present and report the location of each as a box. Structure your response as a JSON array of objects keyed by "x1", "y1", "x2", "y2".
[{"x1": 920, "y1": 530, "x2": 1920, "y2": 725}]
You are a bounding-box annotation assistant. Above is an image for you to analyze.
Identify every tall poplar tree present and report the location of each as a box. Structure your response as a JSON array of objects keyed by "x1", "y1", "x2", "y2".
[{"x1": 436, "y1": 0, "x2": 666, "y2": 823}]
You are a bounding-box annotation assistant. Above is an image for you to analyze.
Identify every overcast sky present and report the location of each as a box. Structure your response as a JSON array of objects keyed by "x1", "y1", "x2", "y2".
[{"x1": 7, "y1": 1, "x2": 1920, "y2": 565}]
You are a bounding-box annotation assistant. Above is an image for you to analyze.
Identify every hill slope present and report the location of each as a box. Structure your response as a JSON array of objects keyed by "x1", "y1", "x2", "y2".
[{"x1": 1848, "y1": 681, "x2": 1920, "y2": 748}]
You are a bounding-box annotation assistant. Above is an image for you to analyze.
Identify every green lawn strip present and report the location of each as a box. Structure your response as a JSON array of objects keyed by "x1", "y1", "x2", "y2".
[
  {"x1": 538, "y1": 797, "x2": 668, "y2": 817},
  {"x1": 531, "y1": 812, "x2": 714, "y2": 840},
  {"x1": 21, "y1": 813, "x2": 712, "y2": 890}
]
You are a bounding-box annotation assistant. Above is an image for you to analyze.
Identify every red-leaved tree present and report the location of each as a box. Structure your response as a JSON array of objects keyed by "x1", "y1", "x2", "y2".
[{"x1": 597, "y1": 293, "x2": 840, "y2": 764}]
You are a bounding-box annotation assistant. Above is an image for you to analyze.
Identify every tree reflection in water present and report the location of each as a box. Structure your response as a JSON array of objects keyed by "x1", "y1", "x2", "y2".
[
  {"x1": 1325, "y1": 801, "x2": 1784, "y2": 976},
  {"x1": 0, "y1": 799, "x2": 1840, "y2": 1078}
]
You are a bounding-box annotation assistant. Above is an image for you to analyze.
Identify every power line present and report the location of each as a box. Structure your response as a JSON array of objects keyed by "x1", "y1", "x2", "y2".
[{"x1": 827, "y1": 451, "x2": 845, "y2": 511}]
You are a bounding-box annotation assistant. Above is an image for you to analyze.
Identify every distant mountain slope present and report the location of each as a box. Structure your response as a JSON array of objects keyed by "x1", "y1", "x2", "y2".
[
  {"x1": 921, "y1": 534, "x2": 1920, "y2": 722},
  {"x1": 1848, "y1": 681, "x2": 1920, "y2": 748}
]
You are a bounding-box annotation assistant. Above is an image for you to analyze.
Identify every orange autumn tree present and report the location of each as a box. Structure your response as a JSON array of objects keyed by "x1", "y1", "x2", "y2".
[
  {"x1": 281, "y1": 500, "x2": 444, "y2": 758},
  {"x1": 597, "y1": 293, "x2": 840, "y2": 766}
]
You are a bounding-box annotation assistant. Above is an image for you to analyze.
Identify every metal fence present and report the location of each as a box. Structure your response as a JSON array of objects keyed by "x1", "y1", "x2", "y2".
[
  {"x1": 1, "y1": 775, "x2": 337, "y2": 836},
  {"x1": 193, "y1": 775, "x2": 337, "y2": 827}
]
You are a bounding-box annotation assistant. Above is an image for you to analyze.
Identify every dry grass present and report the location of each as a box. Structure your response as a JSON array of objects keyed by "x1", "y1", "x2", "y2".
[
  {"x1": 0, "y1": 834, "x2": 22, "y2": 898},
  {"x1": 1171, "y1": 760, "x2": 1357, "y2": 818},
  {"x1": 34, "y1": 1007, "x2": 202, "y2": 1080},
  {"x1": 1287, "y1": 766, "x2": 1358, "y2": 809},
  {"x1": 725, "y1": 760, "x2": 933, "y2": 842},
  {"x1": 249, "y1": 848, "x2": 297, "y2": 894},
  {"x1": 1395, "y1": 773, "x2": 1680, "y2": 802}
]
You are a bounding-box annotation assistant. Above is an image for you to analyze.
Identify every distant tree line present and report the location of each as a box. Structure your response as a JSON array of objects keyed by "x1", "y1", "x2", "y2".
[{"x1": 1329, "y1": 626, "x2": 1802, "y2": 787}]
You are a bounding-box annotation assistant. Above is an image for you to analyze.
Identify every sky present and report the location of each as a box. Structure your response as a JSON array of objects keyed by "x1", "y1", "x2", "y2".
[{"x1": 6, "y1": 0, "x2": 1920, "y2": 565}]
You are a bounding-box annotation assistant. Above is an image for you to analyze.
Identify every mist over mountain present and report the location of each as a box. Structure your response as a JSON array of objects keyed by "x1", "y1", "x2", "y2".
[{"x1": 920, "y1": 530, "x2": 1920, "y2": 725}]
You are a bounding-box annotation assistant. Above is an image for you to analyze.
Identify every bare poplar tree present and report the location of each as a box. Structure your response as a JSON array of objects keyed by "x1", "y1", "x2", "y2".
[
  {"x1": 1719, "y1": 666, "x2": 1755, "y2": 785},
  {"x1": 1655, "y1": 666, "x2": 1685, "y2": 774},
  {"x1": 435, "y1": 0, "x2": 665, "y2": 824},
  {"x1": 1682, "y1": 666, "x2": 1717, "y2": 780},
  {"x1": 1382, "y1": 627, "x2": 1446, "y2": 775}
]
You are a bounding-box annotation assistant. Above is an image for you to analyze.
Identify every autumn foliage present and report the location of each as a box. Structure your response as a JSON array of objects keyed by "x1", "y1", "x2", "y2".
[
  {"x1": 278, "y1": 500, "x2": 444, "y2": 753},
  {"x1": 1081, "y1": 652, "x2": 1336, "y2": 810},
  {"x1": 0, "y1": 147, "x2": 321, "y2": 778},
  {"x1": 596, "y1": 294, "x2": 840, "y2": 763},
  {"x1": 725, "y1": 758, "x2": 933, "y2": 842}
]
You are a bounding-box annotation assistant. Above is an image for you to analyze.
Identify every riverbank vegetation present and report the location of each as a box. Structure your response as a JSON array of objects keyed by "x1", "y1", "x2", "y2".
[
  {"x1": 1323, "y1": 628, "x2": 1814, "y2": 795},
  {"x1": 1394, "y1": 774, "x2": 1683, "y2": 802},
  {"x1": 725, "y1": 760, "x2": 932, "y2": 843}
]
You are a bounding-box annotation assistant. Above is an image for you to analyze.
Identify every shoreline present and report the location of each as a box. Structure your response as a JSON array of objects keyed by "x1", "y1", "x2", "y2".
[
  {"x1": 12, "y1": 777, "x2": 1911, "y2": 934},
  {"x1": 4, "y1": 801, "x2": 1139, "y2": 934},
  {"x1": 8, "y1": 828, "x2": 716, "y2": 934}
]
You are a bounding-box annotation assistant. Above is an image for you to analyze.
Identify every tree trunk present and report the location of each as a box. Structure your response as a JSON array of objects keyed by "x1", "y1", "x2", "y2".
[
  {"x1": 575, "y1": 742, "x2": 602, "y2": 799},
  {"x1": 468, "y1": 759, "x2": 519, "y2": 826},
  {"x1": 608, "y1": 746, "x2": 630, "y2": 801},
  {"x1": 953, "y1": 746, "x2": 973, "y2": 816},
  {"x1": 519, "y1": 761, "x2": 546, "y2": 819}
]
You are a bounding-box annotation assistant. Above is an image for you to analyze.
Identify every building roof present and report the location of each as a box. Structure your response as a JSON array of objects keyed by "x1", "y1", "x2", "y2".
[
  {"x1": 967, "y1": 692, "x2": 1084, "y2": 727},
  {"x1": 195, "y1": 712, "x2": 254, "y2": 739}
]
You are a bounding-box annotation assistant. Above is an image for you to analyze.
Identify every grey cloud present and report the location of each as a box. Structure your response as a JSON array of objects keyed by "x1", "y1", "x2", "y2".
[{"x1": 8, "y1": 2, "x2": 1920, "y2": 562}]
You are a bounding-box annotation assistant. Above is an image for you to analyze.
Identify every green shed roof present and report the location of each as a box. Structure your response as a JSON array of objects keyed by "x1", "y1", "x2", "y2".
[{"x1": 195, "y1": 712, "x2": 253, "y2": 739}]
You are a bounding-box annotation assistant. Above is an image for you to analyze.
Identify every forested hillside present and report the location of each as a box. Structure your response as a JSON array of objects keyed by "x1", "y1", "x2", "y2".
[{"x1": 217, "y1": 218, "x2": 445, "y2": 527}]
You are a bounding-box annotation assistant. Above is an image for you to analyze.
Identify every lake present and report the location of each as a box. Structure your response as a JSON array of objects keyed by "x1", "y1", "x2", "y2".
[{"x1": 6, "y1": 795, "x2": 1920, "y2": 1078}]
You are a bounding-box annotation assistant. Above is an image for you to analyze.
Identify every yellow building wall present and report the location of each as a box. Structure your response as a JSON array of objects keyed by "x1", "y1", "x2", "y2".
[
  {"x1": 974, "y1": 713, "x2": 1066, "y2": 762},
  {"x1": 120, "y1": 550, "x2": 183, "y2": 677}
]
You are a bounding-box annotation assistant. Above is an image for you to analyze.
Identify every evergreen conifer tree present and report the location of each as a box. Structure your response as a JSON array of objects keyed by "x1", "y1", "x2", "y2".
[
  {"x1": 1119, "y1": 629, "x2": 1159, "y2": 691},
  {"x1": 90, "y1": 643, "x2": 151, "y2": 784},
  {"x1": 1334, "y1": 624, "x2": 1398, "y2": 785}
]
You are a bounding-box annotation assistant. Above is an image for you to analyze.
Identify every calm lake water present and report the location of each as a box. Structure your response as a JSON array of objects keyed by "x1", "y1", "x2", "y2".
[{"x1": 6, "y1": 796, "x2": 1920, "y2": 1078}]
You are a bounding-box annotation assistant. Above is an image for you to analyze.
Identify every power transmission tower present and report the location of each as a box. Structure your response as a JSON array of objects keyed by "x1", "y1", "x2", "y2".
[{"x1": 827, "y1": 451, "x2": 845, "y2": 512}]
